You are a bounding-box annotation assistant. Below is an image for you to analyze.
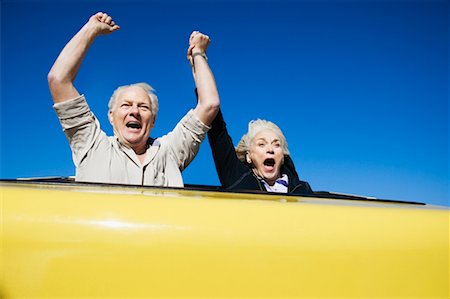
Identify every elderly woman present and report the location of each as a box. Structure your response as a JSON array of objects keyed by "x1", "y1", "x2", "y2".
[
  {"x1": 187, "y1": 37, "x2": 311, "y2": 194},
  {"x1": 207, "y1": 109, "x2": 313, "y2": 194}
]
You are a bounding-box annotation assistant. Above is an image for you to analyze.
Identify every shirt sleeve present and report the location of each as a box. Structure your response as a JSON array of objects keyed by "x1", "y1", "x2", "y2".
[
  {"x1": 159, "y1": 109, "x2": 210, "y2": 171},
  {"x1": 53, "y1": 95, "x2": 104, "y2": 166}
]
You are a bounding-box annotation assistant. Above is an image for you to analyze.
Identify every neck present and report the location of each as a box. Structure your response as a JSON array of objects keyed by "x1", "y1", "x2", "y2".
[
  {"x1": 252, "y1": 169, "x2": 281, "y2": 186},
  {"x1": 132, "y1": 144, "x2": 148, "y2": 165},
  {"x1": 132, "y1": 143, "x2": 148, "y2": 156},
  {"x1": 265, "y1": 178, "x2": 277, "y2": 187}
]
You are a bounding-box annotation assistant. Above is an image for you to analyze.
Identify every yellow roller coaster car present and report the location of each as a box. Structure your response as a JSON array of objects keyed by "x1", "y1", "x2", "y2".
[{"x1": 1, "y1": 178, "x2": 448, "y2": 298}]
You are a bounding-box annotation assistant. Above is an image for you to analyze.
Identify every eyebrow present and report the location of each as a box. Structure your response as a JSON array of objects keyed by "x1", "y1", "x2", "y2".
[
  {"x1": 120, "y1": 99, "x2": 150, "y2": 105},
  {"x1": 255, "y1": 138, "x2": 281, "y2": 143}
]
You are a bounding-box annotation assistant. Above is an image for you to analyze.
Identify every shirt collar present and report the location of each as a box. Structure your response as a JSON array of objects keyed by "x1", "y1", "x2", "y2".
[{"x1": 260, "y1": 174, "x2": 289, "y2": 193}]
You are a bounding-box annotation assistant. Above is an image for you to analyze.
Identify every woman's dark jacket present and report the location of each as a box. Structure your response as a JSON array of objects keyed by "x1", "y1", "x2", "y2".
[{"x1": 208, "y1": 109, "x2": 313, "y2": 194}]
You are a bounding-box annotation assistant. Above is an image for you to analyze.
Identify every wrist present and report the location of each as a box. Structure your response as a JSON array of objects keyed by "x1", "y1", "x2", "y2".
[
  {"x1": 191, "y1": 52, "x2": 208, "y2": 61},
  {"x1": 83, "y1": 23, "x2": 101, "y2": 39}
]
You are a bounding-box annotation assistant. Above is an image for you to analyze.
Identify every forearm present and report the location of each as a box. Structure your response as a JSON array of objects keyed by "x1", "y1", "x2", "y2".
[
  {"x1": 48, "y1": 23, "x2": 98, "y2": 103},
  {"x1": 192, "y1": 54, "x2": 220, "y2": 126}
]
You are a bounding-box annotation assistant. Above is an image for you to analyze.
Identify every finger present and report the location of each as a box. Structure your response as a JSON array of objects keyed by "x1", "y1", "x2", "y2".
[
  {"x1": 199, "y1": 33, "x2": 209, "y2": 40},
  {"x1": 187, "y1": 44, "x2": 195, "y2": 55},
  {"x1": 101, "y1": 13, "x2": 108, "y2": 23},
  {"x1": 197, "y1": 33, "x2": 209, "y2": 43},
  {"x1": 110, "y1": 21, "x2": 116, "y2": 26},
  {"x1": 190, "y1": 30, "x2": 200, "y2": 39},
  {"x1": 105, "y1": 16, "x2": 112, "y2": 25}
]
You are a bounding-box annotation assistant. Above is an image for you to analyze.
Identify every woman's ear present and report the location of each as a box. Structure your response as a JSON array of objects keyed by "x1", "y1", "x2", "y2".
[{"x1": 246, "y1": 152, "x2": 252, "y2": 164}]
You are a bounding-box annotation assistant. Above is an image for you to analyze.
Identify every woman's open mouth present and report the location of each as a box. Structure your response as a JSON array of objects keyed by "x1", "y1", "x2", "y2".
[{"x1": 263, "y1": 158, "x2": 276, "y2": 171}]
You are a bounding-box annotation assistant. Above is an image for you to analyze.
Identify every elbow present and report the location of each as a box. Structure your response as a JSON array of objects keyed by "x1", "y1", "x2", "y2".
[
  {"x1": 196, "y1": 96, "x2": 220, "y2": 126},
  {"x1": 47, "y1": 68, "x2": 77, "y2": 102},
  {"x1": 209, "y1": 96, "x2": 220, "y2": 113},
  {"x1": 47, "y1": 69, "x2": 60, "y2": 90},
  {"x1": 205, "y1": 96, "x2": 220, "y2": 118},
  {"x1": 198, "y1": 94, "x2": 220, "y2": 113},
  {"x1": 47, "y1": 68, "x2": 69, "y2": 93}
]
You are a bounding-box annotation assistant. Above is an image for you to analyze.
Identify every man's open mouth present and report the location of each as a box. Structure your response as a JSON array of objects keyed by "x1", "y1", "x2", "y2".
[{"x1": 126, "y1": 121, "x2": 142, "y2": 129}]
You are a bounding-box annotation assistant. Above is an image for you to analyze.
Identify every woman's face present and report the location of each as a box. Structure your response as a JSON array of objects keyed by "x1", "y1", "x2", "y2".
[{"x1": 248, "y1": 130, "x2": 284, "y2": 186}]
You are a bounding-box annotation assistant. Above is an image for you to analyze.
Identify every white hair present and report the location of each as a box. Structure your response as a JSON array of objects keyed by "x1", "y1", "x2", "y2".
[
  {"x1": 236, "y1": 119, "x2": 290, "y2": 163},
  {"x1": 108, "y1": 82, "x2": 159, "y2": 116}
]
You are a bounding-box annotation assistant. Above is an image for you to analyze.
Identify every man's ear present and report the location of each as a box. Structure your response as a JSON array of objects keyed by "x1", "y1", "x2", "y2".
[
  {"x1": 108, "y1": 110, "x2": 114, "y2": 125},
  {"x1": 151, "y1": 115, "x2": 156, "y2": 129}
]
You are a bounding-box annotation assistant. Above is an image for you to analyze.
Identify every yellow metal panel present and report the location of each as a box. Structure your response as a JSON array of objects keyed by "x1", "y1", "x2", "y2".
[{"x1": 1, "y1": 182, "x2": 449, "y2": 298}]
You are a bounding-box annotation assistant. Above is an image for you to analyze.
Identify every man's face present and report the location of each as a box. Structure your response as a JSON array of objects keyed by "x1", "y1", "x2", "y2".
[
  {"x1": 108, "y1": 86, "x2": 154, "y2": 152},
  {"x1": 248, "y1": 130, "x2": 284, "y2": 186}
]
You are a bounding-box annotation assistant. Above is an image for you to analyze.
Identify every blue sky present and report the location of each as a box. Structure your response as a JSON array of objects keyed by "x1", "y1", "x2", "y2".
[{"x1": 1, "y1": 0, "x2": 448, "y2": 206}]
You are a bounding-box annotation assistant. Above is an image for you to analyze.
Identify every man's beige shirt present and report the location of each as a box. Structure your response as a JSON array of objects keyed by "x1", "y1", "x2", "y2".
[{"x1": 54, "y1": 95, "x2": 210, "y2": 187}]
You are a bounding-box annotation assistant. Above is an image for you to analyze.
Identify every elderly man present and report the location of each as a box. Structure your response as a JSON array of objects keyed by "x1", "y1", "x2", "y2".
[{"x1": 48, "y1": 12, "x2": 219, "y2": 186}]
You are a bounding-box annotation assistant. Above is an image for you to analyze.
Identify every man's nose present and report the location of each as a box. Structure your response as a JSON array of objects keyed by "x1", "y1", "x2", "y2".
[
  {"x1": 129, "y1": 104, "x2": 140, "y2": 115},
  {"x1": 266, "y1": 145, "x2": 274, "y2": 153}
]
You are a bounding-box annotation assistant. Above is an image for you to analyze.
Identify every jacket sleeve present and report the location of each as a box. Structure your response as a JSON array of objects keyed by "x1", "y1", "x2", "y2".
[{"x1": 207, "y1": 109, "x2": 249, "y2": 188}]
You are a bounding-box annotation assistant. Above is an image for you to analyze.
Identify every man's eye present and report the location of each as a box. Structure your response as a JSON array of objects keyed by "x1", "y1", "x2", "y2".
[
  {"x1": 121, "y1": 103, "x2": 130, "y2": 107},
  {"x1": 274, "y1": 143, "x2": 281, "y2": 147},
  {"x1": 140, "y1": 106, "x2": 150, "y2": 111}
]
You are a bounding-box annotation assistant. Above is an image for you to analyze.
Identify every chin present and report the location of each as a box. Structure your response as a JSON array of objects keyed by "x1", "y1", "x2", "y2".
[{"x1": 124, "y1": 135, "x2": 143, "y2": 143}]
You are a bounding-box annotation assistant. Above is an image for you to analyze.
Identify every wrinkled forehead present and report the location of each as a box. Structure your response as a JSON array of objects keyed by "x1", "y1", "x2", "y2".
[
  {"x1": 116, "y1": 86, "x2": 151, "y2": 105},
  {"x1": 251, "y1": 129, "x2": 282, "y2": 143}
]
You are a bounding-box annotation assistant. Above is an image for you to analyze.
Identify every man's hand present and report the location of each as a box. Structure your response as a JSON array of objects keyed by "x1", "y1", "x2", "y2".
[
  {"x1": 48, "y1": 11, "x2": 120, "y2": 103},
  {"x1": 88, "y1": 12, "x2": 120, "y2": 36},
  {"x1": 187, "y1": 31, "x2": 210, "y2": 65},
  {"x1": 186, "y1": 30, "x2": 219, "y2": 126}
]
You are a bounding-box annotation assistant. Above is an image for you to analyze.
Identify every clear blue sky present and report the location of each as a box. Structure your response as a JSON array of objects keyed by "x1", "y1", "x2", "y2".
[{"x1": 1, "y1": 0, "x2": 448, "y2": 206}]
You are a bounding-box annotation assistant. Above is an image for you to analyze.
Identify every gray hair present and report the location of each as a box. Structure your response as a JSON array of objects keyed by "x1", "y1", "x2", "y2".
[
  {"x1": 108, "y1": 83, "x2": 159, "y2": 116},
  {"x1": 235, "y1": 119, "x2": 290, "y2": 163}
]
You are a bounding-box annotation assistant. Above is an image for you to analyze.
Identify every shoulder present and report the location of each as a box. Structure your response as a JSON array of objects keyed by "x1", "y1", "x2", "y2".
[
  {"x1": 290, "y1": 180, "x2": 314, "y2": 195},
  {"x1": 227, "y1": 169, "x2": 262, "y2": 191}
]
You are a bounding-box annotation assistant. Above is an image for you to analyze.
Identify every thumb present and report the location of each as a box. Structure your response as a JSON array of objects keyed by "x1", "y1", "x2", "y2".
[{"x1": 110, "y1": 24, "x2": 121, "y2": 32}]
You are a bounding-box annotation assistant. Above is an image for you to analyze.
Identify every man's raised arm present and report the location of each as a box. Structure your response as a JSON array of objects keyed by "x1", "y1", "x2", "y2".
[
  {"x1": 187, "y1": 31, "x2": 220, "y2": 126},
  {"x1": 48, "y1": 12, "x2": 120, "y2": 103}
]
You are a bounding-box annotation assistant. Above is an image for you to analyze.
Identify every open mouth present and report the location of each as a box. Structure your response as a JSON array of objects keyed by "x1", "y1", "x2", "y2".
[
  {"x1": 126, "y1": 121, "x2": 142, "y2": 129},
  {"x1": 263, "y1": 158, "x2": 275, "y2": 167}
]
